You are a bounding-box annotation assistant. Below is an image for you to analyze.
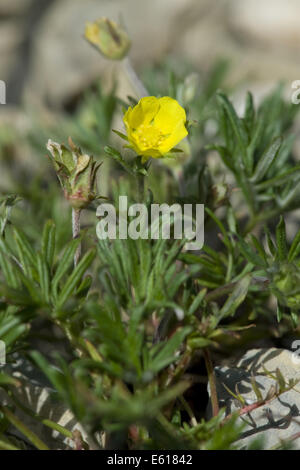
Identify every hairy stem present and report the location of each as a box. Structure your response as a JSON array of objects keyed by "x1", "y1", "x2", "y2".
[
  {"x1": 136, "y1": 172, "x2": 145, "y2": 203},
  {"x1": 122, "y1": 57, "x2": 149, "y2": 98},
  {"x1": 72, "y1": 208, "x2": 81, "y2": 267}
]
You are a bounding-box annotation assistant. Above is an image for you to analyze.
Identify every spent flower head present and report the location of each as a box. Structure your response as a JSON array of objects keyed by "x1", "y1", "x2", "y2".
[
  {"x1": 120, "y1": 96, "x2": 188, "y2": 162},
  {"x1": 47, "y1": 138, "x2": 101, "y2": 209}
]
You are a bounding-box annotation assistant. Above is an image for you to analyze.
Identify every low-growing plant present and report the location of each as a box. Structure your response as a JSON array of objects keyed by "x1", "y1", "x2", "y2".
[{"x1": 0, "y1": 17, "x2": 300, "y2": 451}]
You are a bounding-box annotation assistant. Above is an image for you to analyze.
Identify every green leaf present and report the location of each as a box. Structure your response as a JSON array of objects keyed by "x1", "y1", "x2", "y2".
[
  {"x1": 1, "y1": 323, "x2": 28, "y2": 348},
  {"x1": 0, "y1": 284, "x2": 34, "y2": 307},
  {"x1": 0, "y1": 372, "x2": 20, "y2": 387},
  {"x1": 76, "y1": 274, "x2": 93, "y2": 298},
  {"x1": 256, "y1": 164, "x2": 300, "y2": 190},
  {"x1": 0, "y1": 248, "x2": 20, "y2": 289},
  {"x1": 30, "y1": 352, "x2": 78, "y2": 407},
  {"x1": 250, "y1": 235, "x2": 268, "y2": 266},
  {"x1": 237, "y1": 234, "x2": 266, "y2": 267},
  {"x1": 149, "y1": 327, "x2": 191, "y2": 373},
  {"x1": 112, "y1": 129, "x2": 128, "y2": 141},
  {"x1": 13, "y1": 228, "x2": 37, "y2": 278},
  {"x1": 18, "y1": 272, "x2": 42, "y2": 305},
  {"x1": 265, "y1": 227, "x2": 276, "y2": 257},
  {"x1": 275, "y1": 216, "x2": 287, "y2": 262},
  {"x1": 276, "y1": 304, "x2": 284, "y2": 322},
  {"x1": 0, "y1": 407, "x2": 49, "y2": 450},
  {"x1": 290, "y1": 311, "x2": 298, "y2": 328},
  {"x1": 42, "y1": 220, "x2": 56, "y2": 269},
  {"x1": 0, "y1": 316, "x2": 23, "y2": 339},
  {"x1": 37, "y1": 252, "x2": 51, "y2": 304},
  {"x1": 205, "y1": 207, "x2": 232, "y2": 252},
  {"x1": 51, "y1": 238, "x2": 81, "y2": 296},
  {"x1": 250, "y1": 375, "x2": 263, "y2": 401},
  {"x1": 244, "y1": 91, "x2": 255, "y2": 131},
  {"x1": 219, "y1": 275, "x2": 251, "y2": 319},
  {"x1": 288, "y1": 229, "x2": 300, "y2": 262},
  {"x1": 250, "y1": 136, "x2": 282, "y2": 183},
  {"x1": 275, "y1": 368, "x2": 286, "y2": 393},
  {"x1": 187, "y1": 288, "x2": 207, "y2": 316},
  {"x1": 57, "y1": 249, "x2": 95, "y2": 309},
  {"x1": 188, "y1": 337, "x2": 215, "y2": 349},
  {"x1": 216, "y1": 91, "x2": 250, "y2": 172},
  {"x1": 221, "y1": 382, "x2": 245, "y2": 405},
  {"x1": 104, "y1": 145, "x2": 134, "y2": 175},
  {"x1": 206, "y1": 145, "x2": 235, "y2": 172},
  {"x1": 0, "y1": 440, "x2": 20, "y2": 451},
  {"x1": 246, "y1": 118, "x2": 265, "y2": 167}
]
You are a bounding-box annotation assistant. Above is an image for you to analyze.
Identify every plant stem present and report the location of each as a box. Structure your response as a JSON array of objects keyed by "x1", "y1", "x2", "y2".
[
  {"x1": 179, "y1": 396, "x2": 198, "y2": 427},
  {"x1": 222, "y1": 380, "x2": 298, "y2": 425},
  {"x1": 72, "y1": 208, "x2": 81, "y2": 267},
  {"x1": 0, "y1": 406, "x2": 49, "y2": 450},
  {"x1": 203, "y1": 348, "x2": 219, "y2": 417},
  {"x1": 136, "y1": 172, "x2": 145, "y2": 202},
  {"x1": 122, "y1": 57, "x2": 149, "y2": 98}
]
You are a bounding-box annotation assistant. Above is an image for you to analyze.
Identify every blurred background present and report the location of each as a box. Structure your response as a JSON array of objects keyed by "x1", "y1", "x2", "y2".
[{"x1": 2, "y1": 0, "x2": 300, "y2": 107}]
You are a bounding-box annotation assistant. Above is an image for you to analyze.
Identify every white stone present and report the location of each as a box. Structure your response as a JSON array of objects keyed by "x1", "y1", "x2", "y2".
[
  {"x1": 229, "y1": 0, "x2": 300, "y2": 51},
  {"x1": 209, "y1": 348, "x2": 300, "y2": 449},
  {"x1": 1, "y1": 357, "x2": 101, "y2": 449}
]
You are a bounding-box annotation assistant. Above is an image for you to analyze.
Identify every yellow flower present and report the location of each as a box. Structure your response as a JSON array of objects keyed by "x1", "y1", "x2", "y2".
[{"x1": 123, "y1": 96, "x2": 188, "y2": 161}]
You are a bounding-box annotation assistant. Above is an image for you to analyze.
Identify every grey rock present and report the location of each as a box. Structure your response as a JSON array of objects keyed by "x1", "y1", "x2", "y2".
[
  {"x1": 229, "y1": 0, "x2": 300, "y2": 52},
  {"x1": 209, "y1": 348, "x2": 300, "y2": 449},
  {"x1": 3, "y1": 0, "x2": 300, "y2": 106},
  {"x1": 0, "y1": 0, "x2": 33, "y2": 16},
  {"x1": 26, "y1": 0, "x2": 201, "y2": 105},
  {"x1": 1, "y1": 356, "x2": 101, "y2": 449},
  {"x1": 0, "y1": 21, "x2": 25, "y2": 82}
]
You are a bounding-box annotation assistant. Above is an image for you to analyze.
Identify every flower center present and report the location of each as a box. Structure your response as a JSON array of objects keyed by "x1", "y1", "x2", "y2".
[{"x1": 135, "y1": 124, "x2": 166, "y2": 149}]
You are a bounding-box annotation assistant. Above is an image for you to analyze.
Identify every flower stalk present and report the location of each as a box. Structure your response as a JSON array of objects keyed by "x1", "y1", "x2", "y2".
[{"x1": 72, "y1": 208, "x2": 81, "y2": 267}]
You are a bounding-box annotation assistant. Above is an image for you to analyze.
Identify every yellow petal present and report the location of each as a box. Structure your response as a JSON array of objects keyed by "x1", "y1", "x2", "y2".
[
  {"x1": 123, "y1": 106, "x2": 133, "y2": 131},
  {"x1": 158, "y1": 122, "x2": 188, "y2": 154},
  {"x1": 85, "y1": 22, "x2": 100, "y2": 46},
  {"x1": 154, "y1": 97, "x2": 186, "y2": 133},
  {"x1": 127, "y1": 96, "x2": 160, "y2": 128}
]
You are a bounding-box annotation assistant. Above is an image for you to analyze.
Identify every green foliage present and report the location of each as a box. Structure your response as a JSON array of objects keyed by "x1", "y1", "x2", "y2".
[
  {"x1": 0, "y1": 59, "x2": 300, "y2": 450},
  {"x1": 212, "y1": 88, "x2": 300, "y2": 221}
]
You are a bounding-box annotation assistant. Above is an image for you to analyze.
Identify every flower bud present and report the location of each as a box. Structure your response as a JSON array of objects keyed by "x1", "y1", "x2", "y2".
[
  {"x1": 47, "y1": 138, "x2": 101, "y2": 209},
  {"x1": 85, "y1": 18, "x2": 131, "y2": 60}
]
